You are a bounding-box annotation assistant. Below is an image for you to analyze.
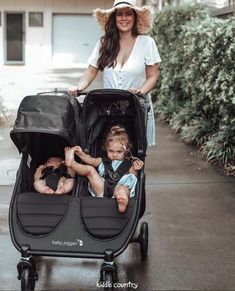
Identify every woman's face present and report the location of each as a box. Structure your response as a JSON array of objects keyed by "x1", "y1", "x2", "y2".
[{"x1": 115, "y1": 8, "x2": 135, "y2": 33}]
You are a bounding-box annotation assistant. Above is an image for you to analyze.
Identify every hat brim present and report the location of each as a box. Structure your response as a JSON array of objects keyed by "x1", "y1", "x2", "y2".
[{"x1": 94, "y1": 5, "x2": 152, "y2": 34}]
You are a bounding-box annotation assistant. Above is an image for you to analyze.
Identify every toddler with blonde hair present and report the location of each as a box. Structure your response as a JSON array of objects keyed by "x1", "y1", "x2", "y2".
[{"x1": 65, "y1": 125, "x2": 143, "y2": 212}]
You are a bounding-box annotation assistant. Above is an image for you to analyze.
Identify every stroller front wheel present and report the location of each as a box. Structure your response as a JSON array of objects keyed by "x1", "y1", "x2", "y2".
[
  {"x1": 104, "y1": 271, "x2": 114, "y2": 290},
  {"x1": 21, "y1": 268, "x2": 35, "y2": 291},
  {"x1": 139, "y1": 221, "x2": 148, "y2": 260}
]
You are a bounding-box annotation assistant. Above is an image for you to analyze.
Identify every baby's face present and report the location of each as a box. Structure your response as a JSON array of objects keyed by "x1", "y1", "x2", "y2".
[
  {"x1": 45, "y1": 157, "x2": 63, "y2": 168},
  {"x1": 106, "y1": 141, "x2": 126, "y2": 161}
]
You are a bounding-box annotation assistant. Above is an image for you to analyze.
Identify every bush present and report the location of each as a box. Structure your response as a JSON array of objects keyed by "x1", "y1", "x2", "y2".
[
  {"x1": 152, "y1": 4, "x2": 235, "y2": 172},
  {"x1": 0, "y1": 96, "x2": 9, "y2": 126}
]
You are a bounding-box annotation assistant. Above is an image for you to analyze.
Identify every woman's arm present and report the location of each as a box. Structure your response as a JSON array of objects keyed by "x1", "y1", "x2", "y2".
[
  {"x1": 129, "y1": 64, "x2": 159, "y2": 95},
  {"x1": 68, "y1": 65, "x2": 99, "y2": 96}
]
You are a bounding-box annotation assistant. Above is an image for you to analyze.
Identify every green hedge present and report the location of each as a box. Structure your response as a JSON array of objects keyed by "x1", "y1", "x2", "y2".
[{"x1": 152, "y1": 4, "x2": 235, "y2": 167}]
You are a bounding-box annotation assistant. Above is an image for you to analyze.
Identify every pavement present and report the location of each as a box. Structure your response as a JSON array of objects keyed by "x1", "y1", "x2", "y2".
[{"x1": 0, "y1": 67, "x2": 235, "y2": 290}]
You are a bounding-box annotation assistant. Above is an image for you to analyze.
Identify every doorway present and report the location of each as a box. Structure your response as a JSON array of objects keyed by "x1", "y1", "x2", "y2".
[{"x1": 5, "y1": 12, "x2": 25, "y2": 64}]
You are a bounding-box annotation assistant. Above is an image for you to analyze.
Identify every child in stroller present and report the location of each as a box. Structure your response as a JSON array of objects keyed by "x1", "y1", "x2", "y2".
[
  {"x1": 65, "y1": 124, "x2": 144, "y2": 213},
  {"x1": 34, "y1": 156, "x2": 75, "y2": 194}
]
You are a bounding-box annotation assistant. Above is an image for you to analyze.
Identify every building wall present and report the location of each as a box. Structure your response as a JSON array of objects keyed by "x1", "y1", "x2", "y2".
[{"x1": 0, "y1": 0, "x2": 112, "y2": 68}]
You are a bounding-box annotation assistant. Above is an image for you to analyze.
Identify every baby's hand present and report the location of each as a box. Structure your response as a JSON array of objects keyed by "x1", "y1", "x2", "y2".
[{"x1": 132, "y1": 159, "x2": 144, "y2": 171}]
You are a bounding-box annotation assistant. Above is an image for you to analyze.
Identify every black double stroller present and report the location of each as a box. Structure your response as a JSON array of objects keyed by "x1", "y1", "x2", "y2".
[{"x1": 9, "y1": 89, "x2": 149, "y2": 290}]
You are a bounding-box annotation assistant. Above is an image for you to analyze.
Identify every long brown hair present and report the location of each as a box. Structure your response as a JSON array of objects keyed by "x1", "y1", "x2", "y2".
[{"x1": 97, "y1": 9, "x2": 139, "y2": 71}]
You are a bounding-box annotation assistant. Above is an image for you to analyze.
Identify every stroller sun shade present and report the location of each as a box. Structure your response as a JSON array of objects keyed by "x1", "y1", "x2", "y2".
[
  {"x1": 10, "y1": 94, "x2": 77, "y2": 155},
  {"x1": 82, "y1": 89, "x2": 148, "y2": 157}
]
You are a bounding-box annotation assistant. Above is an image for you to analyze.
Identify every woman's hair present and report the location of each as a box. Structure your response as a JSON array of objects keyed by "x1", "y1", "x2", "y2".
[
  {"x1": 104, "y1": 125, "x2": 132, "y2": 151},
  {"x1": 97, "y1": 9, "x2": 139, "y2": 71}
]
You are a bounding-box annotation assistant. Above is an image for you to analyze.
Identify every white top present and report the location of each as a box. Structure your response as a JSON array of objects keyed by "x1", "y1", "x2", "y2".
[{"x1": 87, "y1": 35, "x2": 161, "y2": 90}]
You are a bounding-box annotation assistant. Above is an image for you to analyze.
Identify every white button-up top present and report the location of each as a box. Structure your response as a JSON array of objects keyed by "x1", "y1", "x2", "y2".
[
  {"x1": 87, "y1": 35, "x2": 162, "y2": 146},
  {"x1": 88, "y1": 35, "x2": 161, "y2": 90}
]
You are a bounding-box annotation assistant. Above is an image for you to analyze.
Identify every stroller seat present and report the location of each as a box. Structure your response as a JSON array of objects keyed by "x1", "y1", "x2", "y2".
[
  {"x1": 81, "y1": 196, "x2": 136, "y2": 239},
  {"x1": 17, "y1": 192, "x2": 70, "y2": 235}
]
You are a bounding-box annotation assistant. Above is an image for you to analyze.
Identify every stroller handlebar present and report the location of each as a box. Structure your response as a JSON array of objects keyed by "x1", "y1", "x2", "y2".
[{"x1": 37, "y1": 89, "x2": 147, "y2": 102}]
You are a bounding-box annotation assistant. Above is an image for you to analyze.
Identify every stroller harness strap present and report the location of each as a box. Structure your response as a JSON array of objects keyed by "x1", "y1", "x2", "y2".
[
  {"x1": 40, "y1": 164, "x2": 72, "y2": 191},
  {"x1": 102, "y1": 157, "x2": 132, "y2": 198}
]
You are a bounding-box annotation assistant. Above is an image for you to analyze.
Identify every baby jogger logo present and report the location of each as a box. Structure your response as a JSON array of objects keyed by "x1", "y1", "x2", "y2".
[
  {"x1": 51, "y1": 239, "x2": 83, "y2": 247},
  {"x1": 97, "y1": 280, "x2": 138, "y2": 289}
]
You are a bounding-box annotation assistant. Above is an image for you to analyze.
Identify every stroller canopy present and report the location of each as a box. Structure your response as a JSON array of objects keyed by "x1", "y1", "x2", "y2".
[
  {"x1": 10, "y1": 93, "x2": 80, "y2": 154},
  {"x1": 82, "y1": 89, "x2": 147, "y2": 157}
]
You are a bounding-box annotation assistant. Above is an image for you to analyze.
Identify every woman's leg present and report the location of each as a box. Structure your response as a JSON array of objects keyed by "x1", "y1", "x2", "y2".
[
  {"x1": 65, "y1": 147, "x2": 104, "y2": 196},
  {"x1": 114, "y1": 185, "x2": 130, "y2": 213}
]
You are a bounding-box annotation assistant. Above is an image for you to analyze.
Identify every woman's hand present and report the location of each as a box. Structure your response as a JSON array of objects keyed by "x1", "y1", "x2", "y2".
[
  {"x1": 68, "y1": 86, "x2": 82, "y2": 97},
  {"x1": 68, "y1": 65, "x2": 99, "y2": 97},
  {"x1": 128, "y1": 88, "x2": 142, "y2": 95}
]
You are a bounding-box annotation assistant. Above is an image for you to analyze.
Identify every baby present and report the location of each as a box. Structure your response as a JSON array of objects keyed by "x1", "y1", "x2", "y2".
[
  {"x1": 34, "y1": 157, "x2": 75, "y2": 194},
  {"x1": 65, "y1": 126, "x2": 144, "y2": 212}
]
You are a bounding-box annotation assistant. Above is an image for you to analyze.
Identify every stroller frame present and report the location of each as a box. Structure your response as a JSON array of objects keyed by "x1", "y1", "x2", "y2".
[{"x1": 9, "y1": 89, "x2": 149, "y2": 290}]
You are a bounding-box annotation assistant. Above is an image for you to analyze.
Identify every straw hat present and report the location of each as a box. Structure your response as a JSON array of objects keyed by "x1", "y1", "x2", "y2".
[{"x1": 94, "y1": 0, "x2": 153, "y2": 34}]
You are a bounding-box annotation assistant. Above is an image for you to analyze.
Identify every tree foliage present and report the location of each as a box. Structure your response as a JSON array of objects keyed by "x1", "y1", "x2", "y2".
[{"x1": 152, "y1": 4, "x2": 235, "y2": 169}]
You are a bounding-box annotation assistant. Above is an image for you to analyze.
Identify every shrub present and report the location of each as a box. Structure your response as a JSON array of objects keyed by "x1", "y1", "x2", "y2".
[
  {"x1": 152, "y1": 5, "x2": 235, "y2": 173},
  {"x1": 0, "y1": 97, "x2": 8, "y2": 126}
]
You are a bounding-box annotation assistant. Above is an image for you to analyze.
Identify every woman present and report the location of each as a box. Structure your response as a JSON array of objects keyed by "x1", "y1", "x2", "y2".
[{"x1": 68, "y1": 0, "x2": 161, "y2": 146}]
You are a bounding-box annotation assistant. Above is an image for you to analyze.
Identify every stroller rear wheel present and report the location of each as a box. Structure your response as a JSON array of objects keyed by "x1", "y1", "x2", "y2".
[
  {"x1": 139, "y1": 222, "x2": 148, "y2": 260},
  {"x1": 21, "y1": 268, "x2": 35, "y2": 291}
]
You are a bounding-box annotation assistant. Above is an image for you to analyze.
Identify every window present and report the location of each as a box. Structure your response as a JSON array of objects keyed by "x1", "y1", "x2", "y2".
[{"x1": 29, "y1": 12, "x2": 43, "y2": 27}]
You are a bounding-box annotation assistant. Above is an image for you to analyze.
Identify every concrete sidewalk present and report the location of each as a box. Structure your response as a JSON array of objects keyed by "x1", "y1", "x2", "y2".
[{"x1": 0, "y1": 67, "x2": 235, "y2": 290}]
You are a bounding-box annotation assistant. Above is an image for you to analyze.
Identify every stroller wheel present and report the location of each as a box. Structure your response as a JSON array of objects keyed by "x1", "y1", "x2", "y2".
[
  {"x1": 104, "y1": 271, "x2": 114, "y2": 290},
  {"x1": 21, "y1": 268, "x2": 35, "y2": 291},
  {"x1": 139, "y1": 222, "x2": 148, "y2": 260}
]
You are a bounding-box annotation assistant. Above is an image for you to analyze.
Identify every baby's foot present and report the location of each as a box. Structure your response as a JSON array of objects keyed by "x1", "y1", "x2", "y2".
[
  {"x1": 44, "y1": 186, "x2": 54, "y2": 194},
  {"x1": 55, "y1": 187, "x2": 65, "y2": 194},
  {"x1": 65, "y1": 147, "x2": 76, "y2": 167},
  {"x1": 74, "y1": 146, "x2": 83, "y2": 157},
  {"x1": 116, "y1": 193, "x2": 129, "y2": 213}
]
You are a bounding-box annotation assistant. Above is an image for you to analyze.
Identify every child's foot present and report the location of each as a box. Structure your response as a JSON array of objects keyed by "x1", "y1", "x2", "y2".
[
  {"x1": 44, "y1": 186, "x2": 54, "y2": 194},
  {"x1": 74, "y1": 146, "x2": 83, "y2": 157},
  {"x1": 55, "y1": 187, "x2": 65, "y2": 194},
  {"x1": 115, "y1": 193, "x2": 129, "y2": 213},
  {"x1": 65, "y1": 147, "x2": 76, "y2": 167}
]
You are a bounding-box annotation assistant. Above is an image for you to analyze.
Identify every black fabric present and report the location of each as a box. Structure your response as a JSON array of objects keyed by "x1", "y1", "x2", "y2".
[
  {"x1": 82, "y1": 89, "x2": 147, "y2": 156},
  {"x1": 10, "y1": 93, "x2": 80, "y2": 154},
  {"x1": 114, "y1": 1, "x2": 134, "y2": 7},
  {"x1": 41, "y1": 164, "x2": 72, "y2": 191},
  {"x1": 44, "y1": 174, "x2": 61, "y2": 191},
  {"x1": 81, "y1": 196, "x2": 135, "y2": 238},
  {"x1": 17, "y1": 192, "x2": 70, "y2": 235},
  {"x1": 102, "y1": 156, "x2": 132, "y2": 198}
]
